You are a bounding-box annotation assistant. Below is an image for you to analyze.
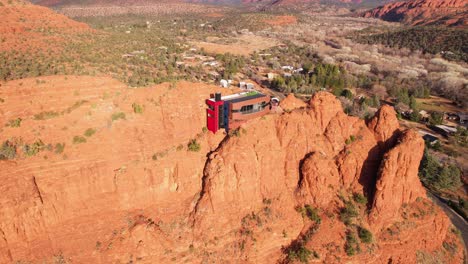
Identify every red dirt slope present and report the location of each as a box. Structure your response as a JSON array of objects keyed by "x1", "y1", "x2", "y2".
[{"x1": 0, "y1": 0, "x2": 90, "y2": 52}]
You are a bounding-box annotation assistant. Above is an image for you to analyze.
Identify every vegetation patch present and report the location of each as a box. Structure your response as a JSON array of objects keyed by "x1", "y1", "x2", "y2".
[
  {"x1": 34, "y1": 111, "x2": 60, "y2": 120},
  {"x1": 340, "y1": 200, "x2": 358, "y2": 225},
  {"x1": 296, "y1": 204, "x2": 321, "y2": 224},
  {"x1": 0, "y1": 140, "x2": 17, "y2": 160},
  {"x1": 55, "y1": 143, "x2": 65, "y2": 154},
  {"x1": 84, "y1": 128, "x2": 96, "y2": 137},
  {"x1": 354, "y1": 27, "x2": 468, "y2": 62},
  {"x1": 353, "y1": 193, "x2": 368, "y2": 205},
  {"x1": 419, "y1": 150, "x2": 462, "y2": 191},
  {"x1": 73, "y1": 136, "x2": 87, "y2": 144},
  {"x1": 23, "y1": 140, "x2": 46, "y2": 157},
  {"x1": 345, "y1": 230, "x2": 360, "y2": 256},
  {"x1": 358, "y1": 226, "x2": 373, "y2": 244},
  {"x1": 187, "y1": 139, "x2": 200, "y2": 152},
  {"x1": 111, "y1": 112, "x2": 126, "y2": 121},
  {"x1": 7, "y1": 118, "x2": 22, "y2": 128},
  {"x1": 132, "y1": 103, "x2": 144, "y2": 114}
]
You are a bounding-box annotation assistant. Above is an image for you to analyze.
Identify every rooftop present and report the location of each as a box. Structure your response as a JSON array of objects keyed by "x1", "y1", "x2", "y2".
[{"x1": 208, "y1": 91, "x2": 267, "y2": 103}]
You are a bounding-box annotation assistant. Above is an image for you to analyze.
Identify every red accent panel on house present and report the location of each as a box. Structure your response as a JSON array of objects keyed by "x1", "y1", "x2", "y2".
[{"x1": 206, "y1": 99, "x2": 224, "y2": 133}]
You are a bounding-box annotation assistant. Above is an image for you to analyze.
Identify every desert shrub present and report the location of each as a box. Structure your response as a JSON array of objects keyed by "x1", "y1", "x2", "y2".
[
  {"x1": 84, "y1": 128, "x2": 96, "y2": 137},
  {"x1": 451, "y1": 127, "x2": 467, "y2": 147},
  {"x1": 55, "y1": 143, "x2": 65, "y2": 154},
  {"x1": 6, "y1": 118, "x2": 22, "y2": 127},
  {"x1": 443, "y1": 241, "x2": 458, "y2": 255},
  {"x1": 345, "y1": 135, "x2": 356, "y2": 145},
  {"x1": 340, "y1": 200, "x2": 358, "y2": 225},
  {"x1": 187, "y1": 139, "x2": 200, "y2": 152},
  {"x1": 353, "y1": 193, "x2": 367, "y2": 205},
  {"x1": 229, "y1": 129, "x2": 241, "y2": 137},
  {"x1": 304, "y1": 204, "x2": 321, "y2": 224},
  {"x1": 287, "y1": 244, "x2": 312, "y2": 263},
  {"x1": 341, "y1": 89, "x2": 353, "y2": 100},
  {"x1": 73, "y1": 136, "x2": 87, "y2": 144},
  {"x1": 34, "y1": 111, "x2": 60, "y2": 120},
  {"x1": 111, "y1": 112, "x2": 126, "y2": 121},
  {"x1": 358, "y1": 227, "x2": 373, "y2": 243},
  {"x1": 345, "y1": 231, "x2": 360, "y2": 256},
  {"x1": 0, "y1": 140, "x2": 16, "y2": 160},
  {"x1": 23, "y1": 140, "x2": 46, "y2": 157},
  {"x1": 132, "y1": 103, "x2": 144, "y2": 114}
]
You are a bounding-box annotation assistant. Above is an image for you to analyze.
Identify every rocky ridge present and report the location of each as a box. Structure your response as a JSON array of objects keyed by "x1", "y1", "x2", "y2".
[{"x1": 362, "y1": 0, "x2": 468, "y2": 27}]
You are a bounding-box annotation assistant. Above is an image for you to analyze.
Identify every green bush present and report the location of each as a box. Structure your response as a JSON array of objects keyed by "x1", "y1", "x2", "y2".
[
  {"x1": 287, "y1": 245, "x2": 312, "y2": 263},
  {"x1": 7, "y1": 118, "x2": 22, "y2": 127},
  {"x1": 73, "y1": 136, "x2": 87, "y2": 144},
  {"x1": 55, "y1": 143, "x2": 65, "y2": 154},
  {"x1": 23, "y1": 140, "x2": 45, "y2": 156},
  {"x1": 34, "y1": 111, "x2": 60, "y2": 120},
  {"x1": 304, "y1": 204, "x2": 321, "y2": 224},
  {"x1": 187, "y1": 139, "x2": 200, "y2": 152},
  {"x1": 111, "y1": 112, "x2": 126, "y2": 121},
  {"x1": 353, "y1": 193, "x2": 367, "y2": 205},
  {"x1": 84, "y1": 128, "x2": 96, "y2": 137},
  {"x1": 132, "y1": 103, "x2": 144, "y2": 114},
  {"x1": 345, "y1": 231, "x2": 360, "y2": 256},
  {"x1": 358, "y1": 227, "x2": 373, "y2": 243},
  {"x1": 0, "y1": 140, "x2": 16, "y2": 160},
  {"x1": 340, "y1": 200, "x2": 358, "y2": 225},
  {"x1": 345, "y1": 135, "x2": 356, "y2": 145}
]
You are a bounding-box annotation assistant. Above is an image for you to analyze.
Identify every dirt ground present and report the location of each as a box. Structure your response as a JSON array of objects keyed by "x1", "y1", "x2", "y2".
[
  {"x1": 263, "y1": 15, "x2": 297, "y2": 26},
  {"x1": 191, "y1": 35, "x2": 278, "y2": 56}
]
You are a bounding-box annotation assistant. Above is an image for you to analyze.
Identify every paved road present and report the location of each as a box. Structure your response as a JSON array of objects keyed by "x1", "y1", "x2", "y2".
[{"x1": 427, "y1": 191, "x2": 468, "y2": 250}]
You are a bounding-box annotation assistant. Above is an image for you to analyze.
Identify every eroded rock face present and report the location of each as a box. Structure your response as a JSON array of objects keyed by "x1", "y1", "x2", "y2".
[
  {"x1": 370, "y1": 129, "x2": 427, "y2": 229},
  {"x1": 192, "y1": 91, "x2": 461, "y2": 263},
  {"x1": 0, "y1": 81, "x2": 463, "y2": 263}
]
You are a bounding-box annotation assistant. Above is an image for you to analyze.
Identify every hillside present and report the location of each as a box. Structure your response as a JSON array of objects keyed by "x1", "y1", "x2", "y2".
[
  {"x1": 0, "y1": 0, "x2": 90, "y2": 52},
  {"x1": 362, "y1": 0, "x2": 468, "y2": 27}
]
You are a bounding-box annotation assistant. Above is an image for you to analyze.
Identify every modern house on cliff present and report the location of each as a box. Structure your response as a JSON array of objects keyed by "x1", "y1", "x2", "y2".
[{"x1": 206, "y1": 91, "x2": 270, "y2": 133}]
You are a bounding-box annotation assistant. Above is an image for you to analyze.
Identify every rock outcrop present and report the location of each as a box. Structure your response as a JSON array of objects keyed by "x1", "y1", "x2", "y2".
[
  {"x1": 0, "y1": 79, "x2": 463, "y2": 263},
  {"x1": 279, "y1": 93, "x2": 307, "y2": 111}
]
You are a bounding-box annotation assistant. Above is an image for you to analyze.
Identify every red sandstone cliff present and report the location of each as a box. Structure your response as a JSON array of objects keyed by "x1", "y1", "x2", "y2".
[
  {"x1": 362, "y1": 0, "x2": 468, "y2": 27},
  {"x1": 0, "y1": 77, "x2": 464, "y2": 263}
]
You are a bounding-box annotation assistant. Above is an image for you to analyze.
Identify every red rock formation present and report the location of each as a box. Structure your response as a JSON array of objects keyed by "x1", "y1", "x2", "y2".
[
  {"x1": 370, "y1": 129, "x2": 427, "y2": 228},
  {"x1": 362, "y1": 0, "x2": 468, "y2": 27},
  {"x1": 0, "y1": 78, "x2": 463, "y2": 263},
  {"x1": 279, "y1": 93, "x2": 307, "y2": 111}
]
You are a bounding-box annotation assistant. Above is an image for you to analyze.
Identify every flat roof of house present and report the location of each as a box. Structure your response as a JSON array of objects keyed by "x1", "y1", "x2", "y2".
[
  {"x1": 208, "y1": 91, "x2": 267, "y2": 104},
  {"x1": 435, "y1": 125, "x2": 458, "y2": 133}
]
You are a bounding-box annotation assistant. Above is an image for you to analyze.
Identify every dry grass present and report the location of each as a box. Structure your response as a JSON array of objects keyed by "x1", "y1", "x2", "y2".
[
  {"x1": 416, "y1": 96, "x2": 463, "y2": 113},
  {"x1": 191, "y1": 35, "x2": 278, "y2": 56}
]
